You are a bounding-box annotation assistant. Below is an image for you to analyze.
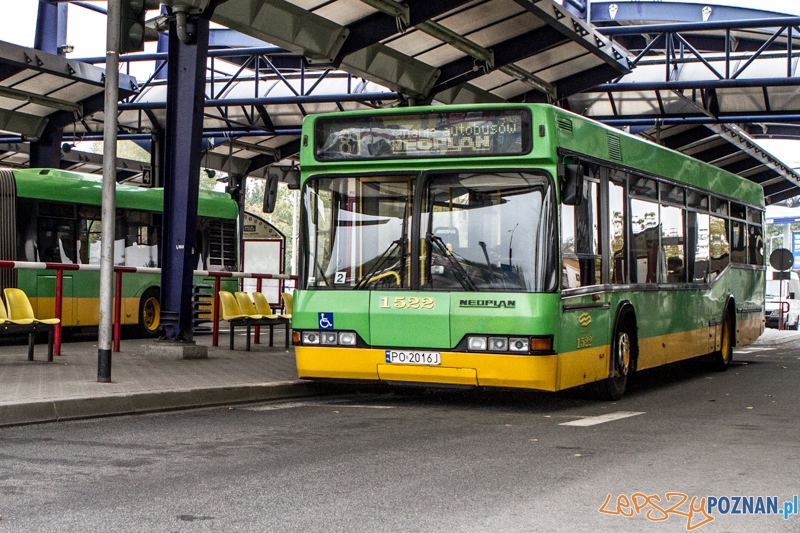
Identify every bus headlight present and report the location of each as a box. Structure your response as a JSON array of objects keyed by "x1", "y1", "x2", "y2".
[
  {"x1": 488, "y1": 337, "x2": 508, "y2": 351},
  {"x1": 468, "y1": 336, "x2": 488, "y2": 351},
  {"x1": 302, "y1": 331, "x2": 320, "y2": 345},
  {"x1": 509, "y1": 338, "x2": 529, "y2": 352},
  {"x1": 338, "y1": 332, "x2": 357, "y2": 346},
  {"x1": 320, "y1": 332, "x2": 338, "y2": 345}
]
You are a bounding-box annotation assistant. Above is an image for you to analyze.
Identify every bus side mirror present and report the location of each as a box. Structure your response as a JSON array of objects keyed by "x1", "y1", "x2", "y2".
[
  {"x1": 262, "y1": 172, "x2": 279, "y2": 213},
  {"x1": 559, "y1": 163, "x2": 583, "y2": 206}
]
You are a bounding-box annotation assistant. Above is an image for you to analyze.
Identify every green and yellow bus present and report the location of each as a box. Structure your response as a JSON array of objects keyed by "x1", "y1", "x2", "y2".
[
  {"x1": 291, "y1": 104, "x2": 765, "y2": 399},
  {"x1": 0, "y1": 168, "x2": 240, "y2": 335}
]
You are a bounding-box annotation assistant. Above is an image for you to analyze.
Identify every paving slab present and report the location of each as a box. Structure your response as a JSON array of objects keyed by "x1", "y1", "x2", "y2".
[{"x1": 0, "y1": 327, "x2": 330, "y2": 427}]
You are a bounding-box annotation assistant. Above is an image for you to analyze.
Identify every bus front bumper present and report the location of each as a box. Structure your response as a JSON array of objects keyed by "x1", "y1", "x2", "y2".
[{"x1": 295, "y1": 346, "x2": 558, "y2": 391}]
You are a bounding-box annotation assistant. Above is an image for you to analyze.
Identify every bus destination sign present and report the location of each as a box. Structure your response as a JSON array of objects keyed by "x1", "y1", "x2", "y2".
[{"x1": 314, "y1": 109, "x2": 531, "y2": 161}]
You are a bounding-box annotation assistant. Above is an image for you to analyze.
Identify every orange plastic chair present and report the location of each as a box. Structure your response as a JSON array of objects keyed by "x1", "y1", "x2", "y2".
[{"x1": 4, "y1": 288, "x2": 60, "y2": 325}]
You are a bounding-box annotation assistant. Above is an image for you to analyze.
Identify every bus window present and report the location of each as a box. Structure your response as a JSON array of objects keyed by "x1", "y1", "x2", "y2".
[
  {"x1": 709, "y1": 216, "x2": 730, "y2": 281},
  {"x1": 687, "y1": 212, "x2": 710, "y2": 283},
  {"x1": 561, "y1": 180, "x2": 601, "y2": 288},
  {"x1": 661, "y1": 205, "x2": 685, "y2": 283},
  {"x1": 609, "y1": 175, "x2": 626, "y2": 284},
  {"x1": 730, "y1": 220, "x2": 747, "y2": 264},
  {"x1": 748, "y1": 224, "x2": 763, "y2": 265},
  {"x1": 687, "y1": 189, "x2": 709, "y2": 211},
  {"x1": 37, "y1": 217, "x2": 76, "y2": 263},
  {"x1": 711, "y1": 197, "x2": 728, "y2": 216},
  {"x1": 630, "y1": 198, "x2": 659, "y2": 284}
]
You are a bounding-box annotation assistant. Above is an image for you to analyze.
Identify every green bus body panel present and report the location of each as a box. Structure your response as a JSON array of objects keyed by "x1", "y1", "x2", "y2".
[
  {"x1": 370, "y1": 292, "x2": 451, "y2": 348},
  {"x1": 450, "y1": 293, "x2": 560, "y2": 346},
  {"x1": 293, "y1": 290, "x2": 371, "y2": 340},
  {"x1": 300, "y1": 104, "x2": 764, "y2": 208},
  {"x1": 13, "y1": 168, "x2": 238, "y2": 219}
]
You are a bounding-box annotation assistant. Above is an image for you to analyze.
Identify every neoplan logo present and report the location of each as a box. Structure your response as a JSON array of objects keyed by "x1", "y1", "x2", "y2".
[{"x1": 459, "y1": 300, "x2": 516, "y2": 308}]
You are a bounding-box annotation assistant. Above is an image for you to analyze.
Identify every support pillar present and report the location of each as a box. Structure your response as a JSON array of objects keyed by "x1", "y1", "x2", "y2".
[
  {"x1": 31, "y1": 1, "x2": 68, "y2": 168},
  {"x1": 159, "y1": 8, "x2": 213, "y2": 346}
]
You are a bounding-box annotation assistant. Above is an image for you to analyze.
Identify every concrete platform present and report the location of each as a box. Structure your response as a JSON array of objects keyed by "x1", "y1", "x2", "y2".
[{"x1": 0, "y1": 326, "x2": 331, "y2": 427}]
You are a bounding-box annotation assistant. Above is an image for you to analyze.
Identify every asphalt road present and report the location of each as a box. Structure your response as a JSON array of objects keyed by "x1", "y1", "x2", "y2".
[{"x1": 1, "y1": 344, "x2": 798, "y2": 533}]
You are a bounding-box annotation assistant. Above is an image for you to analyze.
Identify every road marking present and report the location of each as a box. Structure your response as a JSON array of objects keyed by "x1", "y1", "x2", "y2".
[
  {"x1": 241, "y1": 401, "x2": 396, "y2": 411},
  {"x1": 559, "y1": 411, "x2": 645, "y2": 427}
]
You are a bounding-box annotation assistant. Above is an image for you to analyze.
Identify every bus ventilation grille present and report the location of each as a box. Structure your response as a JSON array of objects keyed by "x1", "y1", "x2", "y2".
[
  {"x1": 608, "y1": 134, "x2": 622, "y2": 162},
  {"x1": 557, "y1": 118, "x2": 573, "y2": 133},
  {"x1": 208, "y1": 219, "x2": 238, "y2": 270},
  {"x1": 0, "y1": 170, "x2": 18, "y2": 294}
]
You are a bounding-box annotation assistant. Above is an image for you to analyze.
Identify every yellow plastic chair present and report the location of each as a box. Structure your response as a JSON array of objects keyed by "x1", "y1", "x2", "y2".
[
  {"x1": 280, "y1": 292, "x2": 293, "y2": 320},
  {"x1": 252, "y1": 292, "x2": 289, "y2": 348},
  {"x1": 235, "y1": 291, "x2": 269, "y2": 319},
  {"x1": 4, "y1": 288, "x2": 60, "y2": 325},
  {"x1": 2, "y1": 290, "x2": 57, "y2": 362},
  {"x1": 218, "y1": 291, "x2": 251, "y2": 350},
  {"x1": 251, "y1": 292, "x2": 280, "y2": 319}
]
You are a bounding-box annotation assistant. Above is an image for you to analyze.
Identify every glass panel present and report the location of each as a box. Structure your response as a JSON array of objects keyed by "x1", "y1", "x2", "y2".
[
  {"x1": 687, "y1": 189, "x2": 708, "y2": 210},
  {"x1": 748, "y1": 224, "x2": 764, "y2": 266},
  {"x1": 561, "y1": 180, "x2": 602, "y2": 288},
  {"x1": 609, "y1": 172, "x2": 627, "y2": 284},
  {"x1": 730, "y1": 202, "x2": 746, "y2": 220},
  {"x1": 661, "y1": 205, "x2": 685, "y2": 283},
  {"x1": 422, "y1": 172, "x2": 556, "y2": 292},
  {"x1": 663, "y1": 184, "x2": 685, "y2": 206},
  {"x1": 747, "y1": 208, "x2": 762, "y2": 224},
  {"x1": 37, "y1": 217, "x2": 76, "y2": 264},
  {"x1": 709, "y1": 216, "x2": 730, "y2": 281},
  {"x1": 630, "y1": 176, "x2": 658, "y2": 199},
  {"x1": 730, "y1": 220, "x2": 747, "y2": 264},
  {"x1": 302, "y1": 176, "x2": 414, "y2": 289},
  {"x1": 687, "y1": 212, "x2": 710, "y2": 283},
  {"x1": 630, "y1": 198, "x2": 659, "y2": 283},
  {"x1": 711, "y1": 197, "x2": 728, "y2": 216}
]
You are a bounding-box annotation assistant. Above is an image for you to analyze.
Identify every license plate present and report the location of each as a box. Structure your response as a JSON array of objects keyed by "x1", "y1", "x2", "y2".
[{"x1": 385, "y1": 350, "x2": 441, "y2": 365}]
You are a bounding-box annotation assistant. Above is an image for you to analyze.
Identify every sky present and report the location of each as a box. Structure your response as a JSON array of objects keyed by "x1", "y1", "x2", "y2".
[{"x1": 2, "y1": 0, "x2": 800, "y2": 176}]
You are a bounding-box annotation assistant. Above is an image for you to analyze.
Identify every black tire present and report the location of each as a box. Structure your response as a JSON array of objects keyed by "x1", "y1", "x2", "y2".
[
  {"x1": 711, "y1": 307, "x2": 733, "y2": 372},
  {"x1": 137, "y1": 288, "x2": 162, "y2": 337},
  {"x1": 595, "y1": 313, "x2": 636, "y2": 401}
]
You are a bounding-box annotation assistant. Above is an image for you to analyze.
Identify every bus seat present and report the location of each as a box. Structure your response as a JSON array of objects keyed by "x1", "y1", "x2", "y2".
[
  {"x1": 218, "y1": 291, "x2": 247, "y2": 321},
  {"x1": 58, "y1": 238, "x2": 73, "y2": 264},
  {"x1": 280, "y1": 292, "x2": 293, "y2": 320},
  {"x1": 3, "y1": 288, "x2": 60, "y2": 325},
  {"x1": 433, "y1": 227, "x2": 459, "y2": 249},
  {"x1": 251, "y1": 292, "x2": 280, "y2": 319},
  {"x1": 0, "y1": 295, "x2": 9, "y2": 324}
]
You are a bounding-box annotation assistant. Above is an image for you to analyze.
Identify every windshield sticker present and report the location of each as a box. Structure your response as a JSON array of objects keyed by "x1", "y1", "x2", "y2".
[
  {"x1": 334, "y1": 271, "x2": 347, "y2": 284},
  {"x1": 318, "y1": 313, "x2": 334, "y2": 330}
]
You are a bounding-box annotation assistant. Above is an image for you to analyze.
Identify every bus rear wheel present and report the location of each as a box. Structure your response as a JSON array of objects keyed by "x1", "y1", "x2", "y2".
[
  {"x1": 138, "y1": 288, "x2": 162, "y2": 338},
  {"x1": 595, "y1": 315, "x2": 635, "y2": 401},
  {"x1": 711, "y1": 308, "x2": 733, "y2": 372}
]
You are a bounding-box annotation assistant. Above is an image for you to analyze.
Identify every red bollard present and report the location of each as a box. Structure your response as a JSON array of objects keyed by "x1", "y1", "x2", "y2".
[{"x1": 54, "y1": 268, "x2": 63, "y2": 356}]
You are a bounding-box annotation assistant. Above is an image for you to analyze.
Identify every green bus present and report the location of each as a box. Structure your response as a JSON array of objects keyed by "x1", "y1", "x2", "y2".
[
  {"x1": 0, "y1": 168, "x2": 239, "y2": 335},
  {"x1": 292, "y1": 104, "x2": 765, "y2": 399}
]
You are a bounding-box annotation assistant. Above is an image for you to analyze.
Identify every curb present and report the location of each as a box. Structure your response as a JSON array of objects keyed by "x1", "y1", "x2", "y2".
[{"x1": 0, "y1": 380, "x2": 335, "y2": 428}]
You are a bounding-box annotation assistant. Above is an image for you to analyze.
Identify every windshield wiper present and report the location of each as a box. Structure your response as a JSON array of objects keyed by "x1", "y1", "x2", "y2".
[
  {"x1": 428, "y1": 233, "x2": 478, "y2": 291},
  {"x1": 353, "y1": 238, "x2": 405, "y2": 289}
]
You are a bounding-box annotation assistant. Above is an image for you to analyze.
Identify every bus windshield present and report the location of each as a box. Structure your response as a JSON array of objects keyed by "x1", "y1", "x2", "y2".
[
  {"x1": 301, "y1": 171, "x2": 556, "y2": 292},
  {"x1": 423, "y1": 172, "x2": 556, "y2": 292}
]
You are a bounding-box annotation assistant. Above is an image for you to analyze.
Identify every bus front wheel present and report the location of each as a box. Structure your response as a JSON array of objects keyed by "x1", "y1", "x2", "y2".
[
  {"x1": 595, "y1": 315, "x2": 636, "y2": 401},
  {"x1": 711, "y1": 308, "x2": 733, "y2": 372},
  {"x1": 138, "y1": 288, "x2": 162, "y2": 337}
]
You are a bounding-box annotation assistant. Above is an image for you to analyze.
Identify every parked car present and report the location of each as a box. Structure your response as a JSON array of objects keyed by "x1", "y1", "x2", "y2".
[{"x1": 765, "y1": 278, "x2": 800, "y2": 330}]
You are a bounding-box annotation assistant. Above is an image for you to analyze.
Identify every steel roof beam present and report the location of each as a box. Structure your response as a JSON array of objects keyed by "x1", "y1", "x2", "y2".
[
  {"x1": 118, "y1": 92, "x2": 401, "y2": 111},
  {"x1": 598, "y1": 17, "x2": 800, "y2": 36},
  {"x1": 333, "y1": 0, "x2": 473, "y2": 66},
  {"x1": 514, "y1": 63, "x2": 627, "y2": 103},
  {"x1": 431, "y1": 26, "x2": 567, "y2": 98}
]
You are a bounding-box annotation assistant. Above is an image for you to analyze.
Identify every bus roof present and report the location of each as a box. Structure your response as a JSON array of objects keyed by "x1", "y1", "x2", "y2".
[
  {"x1": 13, "y1": 168, "x2": 239, "y2": 219},
  {"x1": 300, "y1": 103, "x2": 764, "y2": 208}
]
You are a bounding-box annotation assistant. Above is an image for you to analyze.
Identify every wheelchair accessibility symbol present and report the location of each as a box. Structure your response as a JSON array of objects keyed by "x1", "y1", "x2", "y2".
[{"x1": 318, "y1": 313, "x2": 334, "y2": 330}]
